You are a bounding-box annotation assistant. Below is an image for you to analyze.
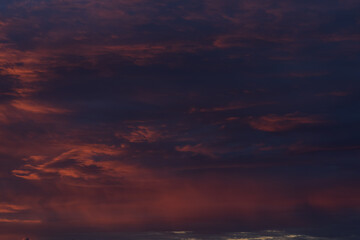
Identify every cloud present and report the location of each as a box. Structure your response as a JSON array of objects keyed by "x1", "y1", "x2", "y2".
[
  {"x1": 119, "y1": 126, "x2": 163, "y2": 143},
  {"x1": 0, "y1": 0, "x2": 359, "y2": 238},
  {"x1": 176, "y1": 144, "x2": 218, "y2": 158},
  {"x1": 248, "y1": 113, "x2": 323, "y2": 132},
  {"x1": 12, "y1": 144, "x2": 151, "y2": 185},
  {"x1": 11, "y1": 100, "x2": 68, "y2": 114},
  {"x1": 0, "y1": 204, "x2": 28, "y2": 214},
  {"x1": 0, "y1": 219, "x2": 41, "y2": 224}
]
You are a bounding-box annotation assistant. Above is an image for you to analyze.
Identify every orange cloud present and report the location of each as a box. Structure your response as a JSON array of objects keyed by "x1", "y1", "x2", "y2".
[
  {"x1": 119, "y1": 126, "x2": 163, "y2": 143},
  {"x1": 0, "y1": 101, "x2": 67, "y2": 125},
  {"x1": 11, "y1": 100, "x2": 68, "y2": 114},
  {"x1": 0, "y1": 219, "x2": 41, "y2": 224},
  {"x1": 12, "y1": 170, "x2": 41, "y2": 180},
  {"x1": 0, "y1": 204, "x2": 28, "y2": 214},
  {"x1": 12, "y1": 144, "x2": 151, "y2": 185},
  {"x1": 0, "y1": 44, "x2": 53, "y2": 88}
]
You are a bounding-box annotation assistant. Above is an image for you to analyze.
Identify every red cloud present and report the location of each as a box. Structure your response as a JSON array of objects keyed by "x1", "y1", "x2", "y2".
[
  {"x1": 0, "y1": 204, "x2": 28, "y2": 214},
  {"x1": 11, "y1": 100, "x2": 68, "y2": 114},
  {"x1": 119, "y1": 126, "x2": 163, "y2": 143},
  {"x1": 176, "y1": 144, "x2": 218, "y2": 158},
  {"x1": 12, "y1": 144, "x2": 152, "y2": 185},
  {"x1": 248, "y1": 113, "x2": 323, "y2": 132},
  {"x1": 0, "y1": 219, "x2": 41, "y2": 224}
]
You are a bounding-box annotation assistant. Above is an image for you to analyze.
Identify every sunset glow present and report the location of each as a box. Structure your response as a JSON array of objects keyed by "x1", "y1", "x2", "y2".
[{"x1": 0, "y1": 0, "x2": 359, "y2": 239}]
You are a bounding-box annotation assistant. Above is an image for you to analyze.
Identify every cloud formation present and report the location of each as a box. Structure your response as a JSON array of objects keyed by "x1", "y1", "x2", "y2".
[
  {"x1": 0, "y1": 0, "x2": 359, "y2": 239},
  {"x1": 248, "y1": 113, "x2": 323, "y2": 132}
]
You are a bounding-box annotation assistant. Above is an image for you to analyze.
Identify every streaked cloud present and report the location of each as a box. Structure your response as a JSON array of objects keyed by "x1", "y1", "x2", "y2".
[
  {"x1": 0, "y1": 0, "x2": 358, "y2": 239},
  {"x1": 248, "y1": 113, "x2": 323, "y2": 132}
]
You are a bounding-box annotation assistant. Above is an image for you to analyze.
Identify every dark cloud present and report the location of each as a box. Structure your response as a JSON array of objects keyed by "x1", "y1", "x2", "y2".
[{"x1": 0, "y1": 0, "x2": 359, "y2": 239}]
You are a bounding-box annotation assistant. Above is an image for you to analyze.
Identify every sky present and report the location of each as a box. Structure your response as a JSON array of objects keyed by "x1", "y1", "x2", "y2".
[{"x1": 0, "y1": 0, "x2": 359, "y2": 239}]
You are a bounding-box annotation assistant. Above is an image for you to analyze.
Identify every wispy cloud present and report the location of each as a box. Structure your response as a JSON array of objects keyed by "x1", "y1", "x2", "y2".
[{"x1": 248, "y1": 113, "x2": 323, "y2": 132}]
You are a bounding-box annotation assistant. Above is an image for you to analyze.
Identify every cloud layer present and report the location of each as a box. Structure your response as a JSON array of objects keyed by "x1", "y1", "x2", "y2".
[{"x1": 0, "y1": 0, "x2": 359, "y2": 239}]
